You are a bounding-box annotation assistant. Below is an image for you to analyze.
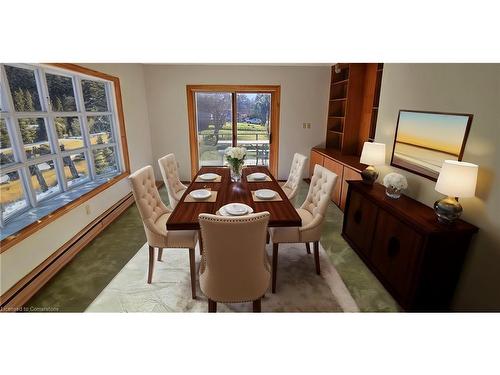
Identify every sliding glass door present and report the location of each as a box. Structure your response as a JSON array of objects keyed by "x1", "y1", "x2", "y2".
[{"x1": 188, "y1": 85, "x2": 279, "y2": 178}]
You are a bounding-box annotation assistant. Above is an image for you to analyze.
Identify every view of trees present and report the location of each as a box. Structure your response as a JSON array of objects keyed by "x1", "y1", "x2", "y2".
[{"x1": 1, "y1": 65, "x2": 119, "y2": 221}]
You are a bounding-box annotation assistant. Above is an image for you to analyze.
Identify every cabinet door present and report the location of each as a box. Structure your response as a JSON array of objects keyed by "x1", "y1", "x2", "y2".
[
  {"x1": 340, "y1": 167, "x2": 362, "y2": 211},
  {"x1": 309, "y1": 150, "x2": 324, "y2": 178},
  {"x1": 323, "y1": 158, "x2": 343, "y2": 205},
  {"x1": 371, "y1": 210, "x2": 423, "y2": 302},
  {"x1": 343, "y1": 190, "x2": 378, "y2": 257}
]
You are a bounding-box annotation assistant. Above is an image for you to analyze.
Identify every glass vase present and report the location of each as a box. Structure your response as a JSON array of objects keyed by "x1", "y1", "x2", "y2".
[
  {"x1": 230, "y1": 164, "x2": 243, "y2": 182},
  {"x1": 385, "y1": 185, "x2": 402, "y2": 199}
]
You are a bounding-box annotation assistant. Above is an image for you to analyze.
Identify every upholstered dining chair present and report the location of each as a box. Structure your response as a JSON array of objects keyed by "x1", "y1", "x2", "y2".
[
  {"x1": 198, "y1": 212, "x2": 271, "y2": 313},
  {"x1": 158, "y1": 153, "x2": 187, "y2": 209},
  {"x1": 269, "y1": 164, "x2": 337, "y2": 293},
  {"x1": 280, "y1": 153, "x2": 307, "y2": 201},
  {"x1": 129, "y1": 166, "x2": 198, "y2": 299}
]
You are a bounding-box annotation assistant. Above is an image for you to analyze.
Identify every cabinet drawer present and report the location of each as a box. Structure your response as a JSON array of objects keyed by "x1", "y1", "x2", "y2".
[
  {"x1": 323, "y1": 158, "x2": 343, "y2": 205},
  {"x1": 371, "y1": 210, "x2": 423, "y2": 301},
  {"x1": 340, "y1": 167, "x2": 362, "y2": 210},
  {"x1": 309, "y1": 150, "x2": 324, "y2": 178},
  {"x1": 344, "y1": 190, "x2": 378, "y2": 256}
]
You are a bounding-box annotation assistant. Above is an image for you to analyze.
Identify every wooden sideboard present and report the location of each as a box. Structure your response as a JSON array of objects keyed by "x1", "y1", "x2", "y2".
[
  {"x1": 342, "y1": 181, "x2": 478, "y2": 311},
  {"x1": 310, "y1": 147, "x2": 366, "y2": 211}
]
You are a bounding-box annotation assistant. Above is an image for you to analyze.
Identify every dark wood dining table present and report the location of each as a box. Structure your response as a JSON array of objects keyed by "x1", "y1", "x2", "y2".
[{"x1": 166, "y1": 166, "x2": 302, "y2": 230}]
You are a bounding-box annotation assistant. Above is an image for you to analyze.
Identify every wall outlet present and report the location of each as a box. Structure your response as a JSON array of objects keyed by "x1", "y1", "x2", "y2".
[
  {"x1": 302, "y1": 123, "x2": 307, "y2": 129},
  {"x1": 85, "y1": 204, "x2": 91, "y2": 215},
  {"x1": 307, "y1": 123, "x2": 311, "y2": 129}
]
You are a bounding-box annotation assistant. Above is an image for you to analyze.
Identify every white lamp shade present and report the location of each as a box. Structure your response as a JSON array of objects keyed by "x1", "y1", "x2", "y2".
[
  {"x1": 435, "y1": 160, "x2": 478, "y2": 198},
  {"x1": 360, "y1": 142, "x2": 386, "y2": 166}
]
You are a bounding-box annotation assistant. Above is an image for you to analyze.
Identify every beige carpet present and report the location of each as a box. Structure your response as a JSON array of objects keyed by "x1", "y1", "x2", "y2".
[{"x1": 86, "y1": 242, "x2": 358, "y2": 312}]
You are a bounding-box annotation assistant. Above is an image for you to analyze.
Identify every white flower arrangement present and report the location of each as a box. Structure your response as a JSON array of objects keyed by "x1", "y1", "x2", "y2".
[
  {"x1": 383, "y1": 172, "x2": 408, "y2": 190},
  {"x1": 225, "y1": 146, "x2": 247, "y2": 161}
]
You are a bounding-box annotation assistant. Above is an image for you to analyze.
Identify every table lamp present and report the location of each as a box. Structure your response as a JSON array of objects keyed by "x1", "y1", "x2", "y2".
[
  {"x1": 359, "y1": 142, "x2": 386, "y2": 185},
  {"x1": 434, "y1": 160, "x2": 478, "y2": 224}
]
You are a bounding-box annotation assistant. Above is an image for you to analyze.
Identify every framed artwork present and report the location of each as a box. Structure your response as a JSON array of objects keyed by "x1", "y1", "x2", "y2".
[{"x1": 390, "y1": 110, "x2": 473, "y2": 181}]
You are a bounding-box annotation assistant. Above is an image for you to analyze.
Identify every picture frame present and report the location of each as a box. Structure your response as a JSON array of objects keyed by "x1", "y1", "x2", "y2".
[{"x1": 390, "y1": 109, "x2": 473, "y2": 181}]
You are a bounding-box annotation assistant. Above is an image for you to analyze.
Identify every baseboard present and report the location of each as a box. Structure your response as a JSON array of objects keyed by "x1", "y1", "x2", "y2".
[{"x1": 0, "y1": 193, "x2": 135, "y2": 312}]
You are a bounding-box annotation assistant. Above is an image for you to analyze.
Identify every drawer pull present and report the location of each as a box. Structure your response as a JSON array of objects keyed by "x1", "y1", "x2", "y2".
[
  {"x1": 388, "y1": 237, "x2": 400, "y2": 257},
  {"x1": 354, "y1": 209, "x2": 362, "y2": 224}
]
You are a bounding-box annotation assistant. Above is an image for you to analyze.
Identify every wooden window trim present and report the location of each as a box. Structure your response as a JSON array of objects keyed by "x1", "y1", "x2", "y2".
[
  {"x1": 0, "y1": 63, "x2": 130, "y2": 253},
  {"x1": 186, "y1": 84, "x2": 280, "y2": 178}
]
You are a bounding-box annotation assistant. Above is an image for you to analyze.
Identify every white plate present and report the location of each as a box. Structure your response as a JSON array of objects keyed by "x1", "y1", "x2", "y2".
[
  {"x1": 199, "y1": 173, "x2": 218, "y2": 181},
  {"x1": 255, "y1": 189, "x2": 276, "y2": 200},
  {"x1": 189, "y1": 189, "x2": 211, "y2": 200},
  {"x1": 248, "y1": 172, "x2": 267, "y2": 181},
  {"x1": 219, "y1": 203, "x2": 254, "y2": 216}
]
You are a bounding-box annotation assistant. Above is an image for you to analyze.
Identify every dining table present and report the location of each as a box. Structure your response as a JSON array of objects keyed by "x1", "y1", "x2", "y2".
[{"x1": 166, "y1": 166, "x2": 302, "y2": 230}]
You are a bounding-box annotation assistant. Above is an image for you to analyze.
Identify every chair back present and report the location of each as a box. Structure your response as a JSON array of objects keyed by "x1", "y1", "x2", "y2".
[
  {"x1": 198, "y1": 212, "x2": 271, "y2": 303},
  {"x1": 158, "y1": 153, "x2": 185, "y2": 208},
  {"x1": 129, "y1": 166, "x2": 169, "y2": 245},
  {"x1": 301, "y1": 164, "x2": 337, "y2": 218},
  {"x1": 283, "y1": 153, "x2": 307, "y2": 199}
]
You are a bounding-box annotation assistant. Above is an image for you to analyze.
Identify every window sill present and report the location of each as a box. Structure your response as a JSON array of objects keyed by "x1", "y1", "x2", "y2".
[{"x1": 0, "y1": 171, "x2": 128, "y2": 253}]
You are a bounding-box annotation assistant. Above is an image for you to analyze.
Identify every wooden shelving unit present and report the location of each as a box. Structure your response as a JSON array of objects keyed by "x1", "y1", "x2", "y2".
[{"x1": 325, "y1": 64, "x2": 366, "y2": 154}]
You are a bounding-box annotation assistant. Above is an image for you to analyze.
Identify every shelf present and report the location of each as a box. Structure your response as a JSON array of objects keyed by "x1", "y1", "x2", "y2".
[
  {"x1": 328, "y1": 130, "x2": 343, "y2": 135},
  {"x1": 328, "y1": 116, "x2": 345, "y2": 119},
  {"x1": 330, "y1": 98, "x2": 347, "y2": 102},
  {"x1": 332, "y1": 79, "x2": 349, "y2": 86}
]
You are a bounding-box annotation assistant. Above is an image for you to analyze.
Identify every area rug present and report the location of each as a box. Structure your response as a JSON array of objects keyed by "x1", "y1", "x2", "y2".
[{"x1": 86, "y1": 242, "x2": 358, "y2": 313}]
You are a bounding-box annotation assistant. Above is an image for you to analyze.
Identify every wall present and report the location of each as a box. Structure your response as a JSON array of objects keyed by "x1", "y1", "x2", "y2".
[
  {"x1": 0, "y1": 64, "x2": 153, "y2": 295},
  {"x1": 143, "y1": 65, "x2": 331, "y2": 180},
  {"x1": 376, "y1": 63, "x2": 500, "y2": 311}
]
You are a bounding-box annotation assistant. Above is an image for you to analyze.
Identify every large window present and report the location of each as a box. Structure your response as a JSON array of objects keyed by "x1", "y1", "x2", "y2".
[
  {"x1": 187, "y1": 85, "x2": 280, "y2": 178},
  {"x1": 0, "y1": 64, "x2": 126, "y2": 235}
]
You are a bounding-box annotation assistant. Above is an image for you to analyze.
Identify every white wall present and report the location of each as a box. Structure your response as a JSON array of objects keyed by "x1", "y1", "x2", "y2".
[
  {"x1": 143, "y1": 65, "x2": 331, "y2": 180},
  {"x1": 376, "y1": 63, "x2": 500, "y2": 310},
  {"x1": 0, "y1": 64, "x2": 153, "y2": 295}
]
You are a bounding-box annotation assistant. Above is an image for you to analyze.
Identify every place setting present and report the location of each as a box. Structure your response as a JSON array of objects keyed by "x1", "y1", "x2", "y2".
[
  {"x1": 184, "y1": 188, "x2": 218, "y2": 202},
  {"x1": 246, "y1": 172, "x2": 272, "y2": 182},
  {"x1": 195, "y1": 172, "x2": 222, "y2": 183},
  {"x1": 217, "y1": 203, "x2": 254, "y2": 216},
  {"x1": 251, "y1": 188, "x2": 283, "y2": 202}
]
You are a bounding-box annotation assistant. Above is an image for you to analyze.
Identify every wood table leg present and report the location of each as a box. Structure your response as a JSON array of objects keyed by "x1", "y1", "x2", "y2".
[
  {"x1": 189, "y1": 248, "x2": 196, "y2": 299},
  {"x1": 157, "y1": 248, "x2": 163, "y2": 261},
  {"x1": 313, "y1": 241, "x2": 320, "y2": 275},
  {"x1": 272, "y1": 243, "x2": 279, "y2": 293},
  {"x1": 305, "y1": 242, "x2": 311, "y2": 254},
  {"x1": 198, "y1": 230, "x2": 203, "y2": 255},
  {"x1": 208, "y1": 299, "x2": 217, "y2": 313},
  {"x1": 147, "y1": 245, "x2": 155, "y2": 284},
  {"x1": 253, "y1": 298, "x2": 261, "y2": 312}
]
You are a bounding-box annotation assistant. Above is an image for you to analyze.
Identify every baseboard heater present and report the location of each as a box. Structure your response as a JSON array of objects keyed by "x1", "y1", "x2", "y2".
[{"x1": 0, "y1": 193, "x2": 135, "y2": 312}]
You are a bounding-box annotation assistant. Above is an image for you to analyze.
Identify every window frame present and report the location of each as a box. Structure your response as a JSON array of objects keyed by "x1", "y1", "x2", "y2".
[
  {"x1": 0, "y1": 63, "x2": 130, "y2": 252},
  {"x1": 186, "y1": 85, "x2": 280, "y2": 179}
]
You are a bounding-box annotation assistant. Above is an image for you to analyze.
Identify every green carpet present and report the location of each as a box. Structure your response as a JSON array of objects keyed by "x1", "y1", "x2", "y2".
[{"x1": 26, "y1": 183, "x2": 399, "y2": 312}]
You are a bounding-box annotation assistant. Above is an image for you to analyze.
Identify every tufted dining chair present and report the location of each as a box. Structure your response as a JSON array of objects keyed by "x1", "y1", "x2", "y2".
[
  {"x1": 158, "y1": 154, "x2": 187, "y2": 209},
  {"x1": 269, "y1": 164, "x2": 337, "y2": 293},
  {"x1": 280, "y1": 153, "x2": 307, "y2": 201},
  {"x1": 129, "y1": 166, "x2": 198, "y2": 299},
  {"x1": 198, "y1": 212, "x2": 271, "y2": 312}
]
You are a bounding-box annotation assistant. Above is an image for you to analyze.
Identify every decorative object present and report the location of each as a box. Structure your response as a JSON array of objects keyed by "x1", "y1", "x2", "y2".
[
  {"x1": 434, "y1": 160, "x2": 478, "y2": 224},
  {"x1": 360, "y1": 142, "x2": 386, "y2": 185},
  {"x1": 225, "y1": 146, "x2": 246, "y2": 182},
  {"x1": 383, "y1": 172, "x2": 408, "y2": 199},
  {"x1": 391, "y1": 110, "x2": 473, "y2": 181}
]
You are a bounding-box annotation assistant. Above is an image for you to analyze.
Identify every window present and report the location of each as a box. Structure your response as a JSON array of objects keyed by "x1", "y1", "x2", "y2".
[
  {"x1": 0, "y1": 64, "x2": 128, "y2": 239},
  {"x1": 187, "y1": 85, "x2": 280, "y2": 178}
]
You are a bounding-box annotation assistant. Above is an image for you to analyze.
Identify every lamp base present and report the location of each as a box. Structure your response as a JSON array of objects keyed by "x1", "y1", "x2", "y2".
[
  {"x1": 361, "y1": 165, "x2": 378, "y2": 185},
  {"x1": 434, "y1": 196, "x2": 463, "y2": 224}
]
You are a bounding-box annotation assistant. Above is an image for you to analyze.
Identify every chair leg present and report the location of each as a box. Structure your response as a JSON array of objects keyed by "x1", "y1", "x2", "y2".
[
  {"x1": 266, "y1": 231, "x2": 270, "y2": 244},
  {"x1": 189, "y1": 247, "x2": 196, "y2": 299},
  {"x1": 208, "y1": 299, "x2": 217, "y2": 313},
  {"x1": 147, "y1": 245, "x2": 155, "y2": 284},
  {"x1": 253, "y1": 298, "x2": 261, "y2": 313},
  {"x1": 272, "y1": 243, "x2": 279, "y2": 293},
  {"x1": 198, "y1": 230, "x2": 203, "y2": 255},
  {"x1": 313, "y1": 241, "x2": 320, "y2": 275},
  {"x1": 157, "y1": 248, "x2": 163, "y2": 261},
  {"x1": 305, "y1": 242, "x2": 311, "y2": 254}
]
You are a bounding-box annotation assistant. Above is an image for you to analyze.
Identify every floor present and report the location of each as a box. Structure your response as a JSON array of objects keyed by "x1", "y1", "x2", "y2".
[{"x1": 27, "y1": 182, "x2": 399, "y2": 312}]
